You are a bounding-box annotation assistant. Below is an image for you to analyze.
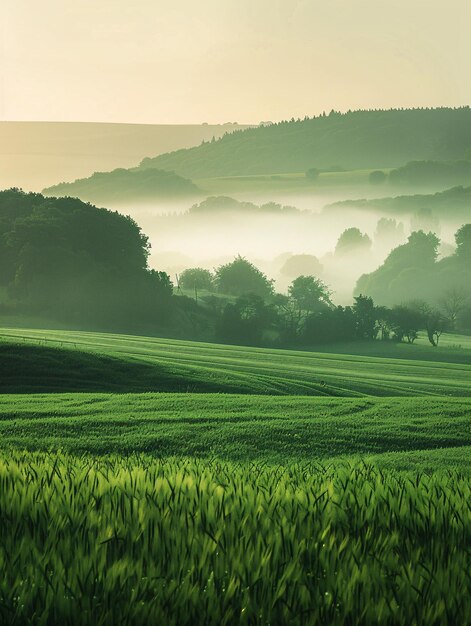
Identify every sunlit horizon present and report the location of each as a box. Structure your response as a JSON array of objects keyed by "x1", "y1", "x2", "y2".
[{"x1": 2, "y1": 0, "x2": 470, "y2": 125}]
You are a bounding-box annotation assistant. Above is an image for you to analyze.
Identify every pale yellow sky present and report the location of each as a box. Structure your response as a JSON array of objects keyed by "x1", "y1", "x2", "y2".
[{"x1": 1, "y1": 0, "x2": 469, "y2": 124}]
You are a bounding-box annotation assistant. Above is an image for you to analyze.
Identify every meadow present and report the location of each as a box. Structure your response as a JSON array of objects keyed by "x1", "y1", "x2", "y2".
[{"x1": 1, "y1": 326, "x2": 470, "y2": 624}]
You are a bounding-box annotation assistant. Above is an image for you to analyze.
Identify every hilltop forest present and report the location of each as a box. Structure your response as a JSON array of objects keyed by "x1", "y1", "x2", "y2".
[{"x1": 138, "y1": 107, "x2": 471, "y2": 177}]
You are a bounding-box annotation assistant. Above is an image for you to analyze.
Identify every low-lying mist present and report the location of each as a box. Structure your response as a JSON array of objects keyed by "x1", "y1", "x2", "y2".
[{"x1": 118, "y1": 192, "x2": 458, "y2": 305}]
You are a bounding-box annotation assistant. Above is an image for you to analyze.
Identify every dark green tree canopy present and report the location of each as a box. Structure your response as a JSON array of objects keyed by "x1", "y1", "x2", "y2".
[
  {"x1": 353, "y1": 295, "x2": 378, "y2": 340},
  {"x1": 0, "y1": 189, "x2": 172, "y2": 328},
  {"x1": 217, "y1": 294, "x2": 274, "y2": 345},
  {"x1": 288, "y1": 276, "x2": 332, "y2": 312}
]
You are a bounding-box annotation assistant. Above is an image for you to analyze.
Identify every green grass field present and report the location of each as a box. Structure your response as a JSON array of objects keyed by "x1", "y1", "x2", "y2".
[
  {"x1": 1, "y1": 326, "x2": 470, "y2": 624},
  {"x1": 1, "y1": 393, "x2": 470, "y2": 472}
]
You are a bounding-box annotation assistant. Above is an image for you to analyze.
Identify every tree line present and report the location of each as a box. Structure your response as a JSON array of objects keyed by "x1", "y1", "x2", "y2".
[
  {"x1": 137, "y1": 108, "x2": 471, "y2": 178},
  {"x1": 176, "y1": 256, "x2": 464, "y2": 348},
  {"x1": 1, "y1": 189, "x2": 469, "y2": 347}
]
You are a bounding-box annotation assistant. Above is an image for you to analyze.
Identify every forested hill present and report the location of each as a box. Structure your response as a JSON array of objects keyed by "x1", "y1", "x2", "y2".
[{"x1": 138, "y1": 108, "x2": 471, "y2": 178}]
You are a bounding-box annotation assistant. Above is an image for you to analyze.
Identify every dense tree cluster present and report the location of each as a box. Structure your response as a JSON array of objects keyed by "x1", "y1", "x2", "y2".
[
  {"x1": 356, "y1": 227, "x2": 471, "y2": 312},
  {"x1": 177, "y1": 229, "x2": 471, "y2": 346},
  {"x1": 176, "y1": 257, "x2": 462, "y2": 349},
  {"x1": 0, "y1": 189, "x2": 173, "y2": 330}
]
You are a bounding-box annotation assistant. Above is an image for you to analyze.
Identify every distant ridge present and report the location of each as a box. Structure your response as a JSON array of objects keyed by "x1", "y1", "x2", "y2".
[
  {"x1": 0, "y1": 121, "x2": 251, "y2": 191},
  {"x1": 137, "y1": 108, "x2": 471, "y2": 178}
]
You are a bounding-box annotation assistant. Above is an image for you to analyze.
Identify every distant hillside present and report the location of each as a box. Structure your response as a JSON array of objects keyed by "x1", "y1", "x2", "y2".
[
  {"x1": 327, "y1": 185, "x2": 471, "y2": 218},
  {"x1": 137, "y1": 108, "x2": 471, "y2": 178},
  {"x1": 0, "y1": 121, "x2": 250, "y2": 191},
  {"x1": 43, "y1": 168, "x2": 199, "y2": 204}
]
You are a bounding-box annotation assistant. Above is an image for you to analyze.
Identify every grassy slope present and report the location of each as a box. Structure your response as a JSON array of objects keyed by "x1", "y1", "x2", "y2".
[
  {"x1": 0, "y1": 344, "x2": 231, "y2": 393},
  {"x1": 1, "y1": 328, "x2": 471, "y2": 397}
]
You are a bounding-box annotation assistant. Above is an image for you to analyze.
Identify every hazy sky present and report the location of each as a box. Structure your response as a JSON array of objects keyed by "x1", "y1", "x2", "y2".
[{"x1": 1, "y1": 0, "x2": 470, "y2": 124}]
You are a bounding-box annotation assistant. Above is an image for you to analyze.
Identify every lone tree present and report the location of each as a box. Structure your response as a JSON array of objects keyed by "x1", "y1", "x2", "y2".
[
  {"x1": 438, "y1": 286, "x2": 467, "y2": 329},
  {"x1": 353, "y1": 294, "x2": 378, "y2": 340},
  {"x1": 369, "y1": 170, "x2": 387, "y2": 185},
  {"x1": 374, "y1": 218, "x2": 404, "y2": 244},
  {"x1": 389, "y1": 305, "x2": 422, "y2": 343},
  {"x1": 415, "y1": 301, "x2": 449, "y2": 346},
  {"x1": 179, "y1": 268, "x2": 214, "y2": 291},
  {"x1": 215, "y1": 256, "x2": 274, "y2": 298},
  {"x1": 335, "y1": 228, "x2": 372, "y2": 256},
  {"x1": 280, "y1": 254, "x2": 323, "y2": 279},
  {"x1": 305, "y1": 168, "x2": 320, "y2": 181},
  {"x1": 288, "y1": 276, "x2": 332, "y2": 313}
]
